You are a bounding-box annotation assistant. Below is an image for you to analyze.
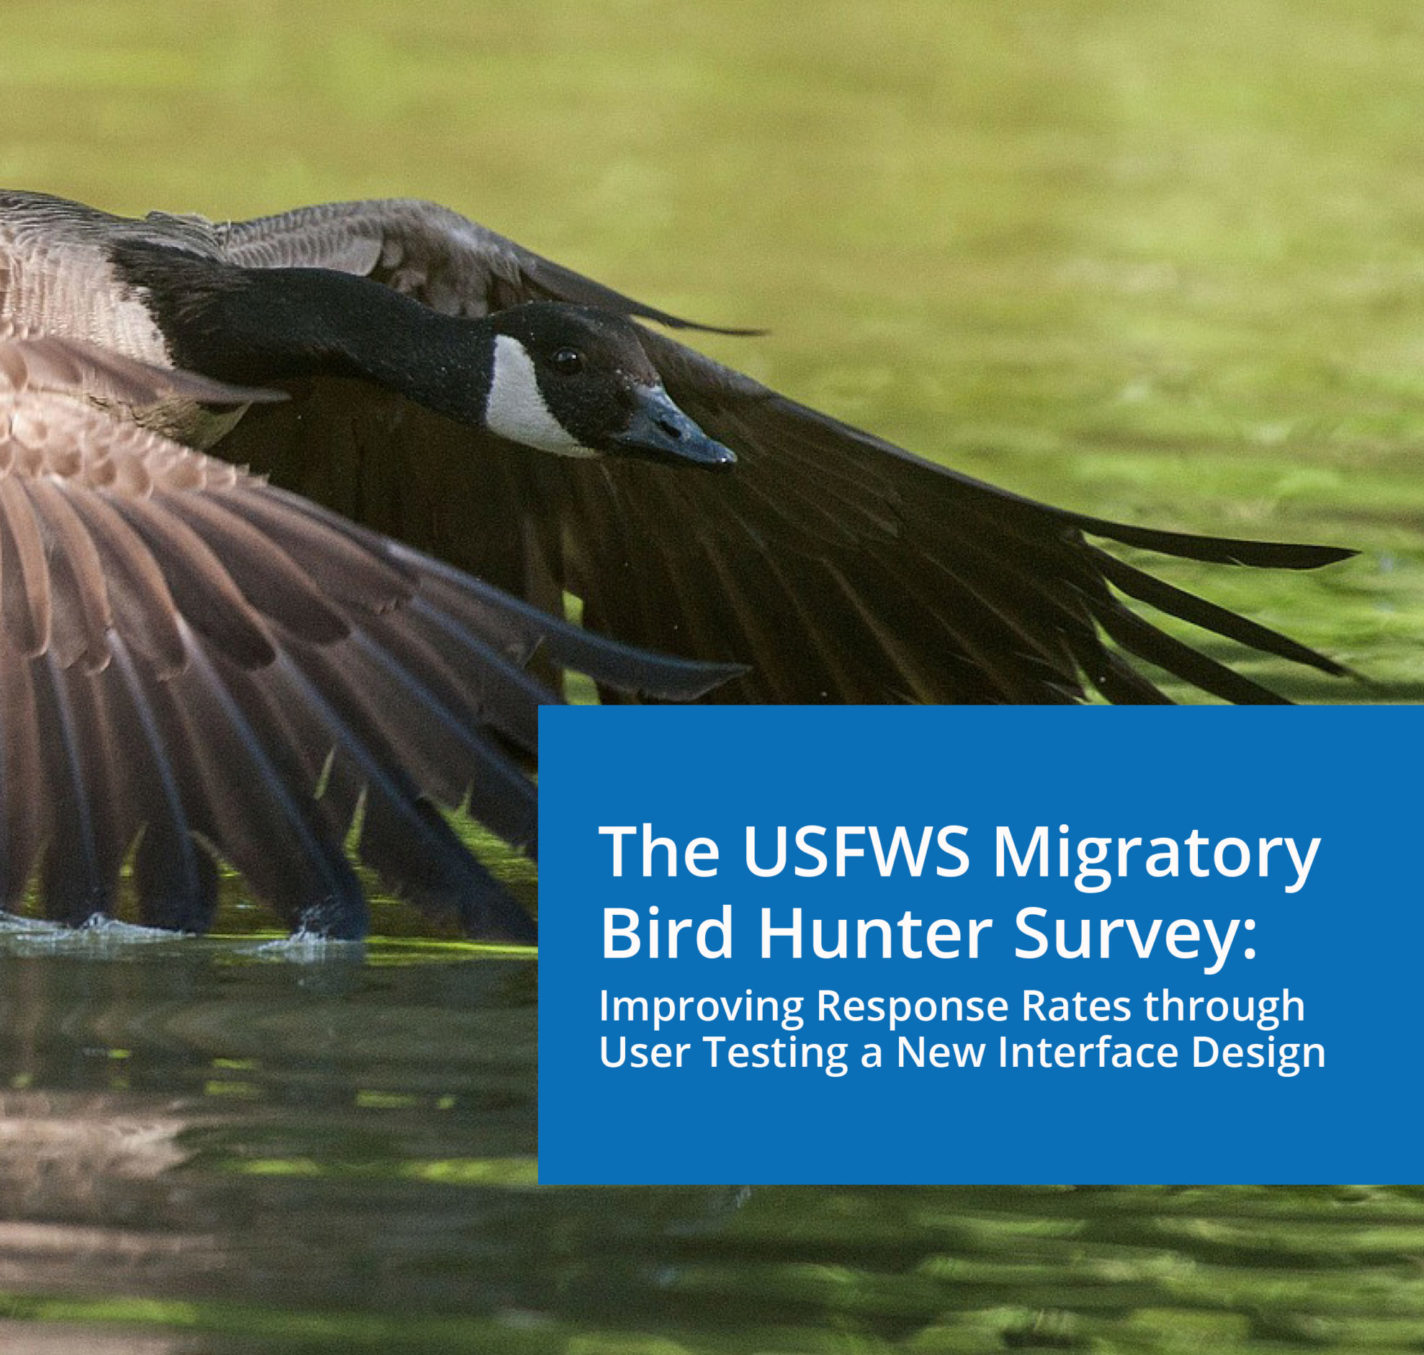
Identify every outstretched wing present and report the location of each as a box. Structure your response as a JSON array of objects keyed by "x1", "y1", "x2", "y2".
[
  {"x1": 0, "y1": 334, "x2": 733, "y2": 940},
  {"x1": 213, "y1": 199, "x2": 1351, "y2": 705},
  {"x1": 215, "y1": 198, "x2": 747, "y2": 332}
]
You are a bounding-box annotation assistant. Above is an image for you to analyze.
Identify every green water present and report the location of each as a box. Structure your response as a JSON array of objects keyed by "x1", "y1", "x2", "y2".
[{"x1": 4, "y1": 1, "x2": 1424, "y2": 1350}]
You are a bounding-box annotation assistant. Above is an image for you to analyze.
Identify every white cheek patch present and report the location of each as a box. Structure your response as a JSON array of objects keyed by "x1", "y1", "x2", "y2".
[{"x1": 484, "y1": 335, "x2": 599, "y2": 458}]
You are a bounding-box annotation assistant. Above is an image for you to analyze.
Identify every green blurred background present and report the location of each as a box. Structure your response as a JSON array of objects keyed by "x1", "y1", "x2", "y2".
[{"x1": 5, "y1": 4, "x2": 1424, "y2": 1354}]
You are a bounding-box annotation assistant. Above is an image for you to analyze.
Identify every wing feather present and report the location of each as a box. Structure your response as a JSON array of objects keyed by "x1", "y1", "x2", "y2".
[
  {"x1": 220, "y1": 199, "x2": 752, "y2": 333},
  {"x1": 0, "y1": 332, "x2": 732, "y2": 936},
  {"x1": 213, "y1": 198, "x2": 1350, "y2": 704},
  {"x1": 0, "y1": 477, "x2": 52, "y2": 658}
]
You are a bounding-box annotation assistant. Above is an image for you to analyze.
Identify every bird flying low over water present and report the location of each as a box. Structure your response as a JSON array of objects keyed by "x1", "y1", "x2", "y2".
[
  {"x1": 0, "y1": 189, "x2": 1352, "y2": 937},
  {"x1": 0, "y1": 321, "x2": 735, "y2": 941}
]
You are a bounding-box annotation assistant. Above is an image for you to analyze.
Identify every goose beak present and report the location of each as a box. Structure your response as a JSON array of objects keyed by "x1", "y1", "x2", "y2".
[{"x1": 612, "y1": 385, "x2": 737, "y2": 469}]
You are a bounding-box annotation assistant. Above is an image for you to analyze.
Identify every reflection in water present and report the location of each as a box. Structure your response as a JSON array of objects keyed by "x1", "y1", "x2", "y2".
[
  {"x1": 0, "y1": 1326, "x2": 197, "y2": 1354},
  {"x1": 1, "y1": 938, "x2": 1422, "y2": 1352},
  {"x1": 0, "y1": 1090, "x2": 208, "y2": 1297}
]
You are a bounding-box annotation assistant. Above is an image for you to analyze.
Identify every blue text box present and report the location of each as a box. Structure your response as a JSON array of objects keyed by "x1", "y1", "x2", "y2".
[{"x1": 539, "y1": 707, "x2": 1419, "y2": 1184}]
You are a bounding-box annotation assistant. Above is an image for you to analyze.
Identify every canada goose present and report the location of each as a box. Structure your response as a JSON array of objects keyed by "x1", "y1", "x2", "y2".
[
  {"x1": 20, "y1": 189, "x2": 1346, "y2": 705},
  {"x1": 0, "y1": 314, "x2": 737, "y2": 942},
  {"x1": 0, "y1": 190, "x2": 1352, "y2": 937}
]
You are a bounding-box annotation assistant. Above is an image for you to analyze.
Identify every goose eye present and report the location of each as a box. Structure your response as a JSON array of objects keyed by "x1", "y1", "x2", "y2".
[{"x1": 551, "y1": 347, "x2": 585, "y2": 375}]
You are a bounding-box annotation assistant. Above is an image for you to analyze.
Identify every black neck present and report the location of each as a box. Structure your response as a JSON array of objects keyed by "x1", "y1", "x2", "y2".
[{"x1": 112, "y1": 243, "x2": 494, "y2": 422}]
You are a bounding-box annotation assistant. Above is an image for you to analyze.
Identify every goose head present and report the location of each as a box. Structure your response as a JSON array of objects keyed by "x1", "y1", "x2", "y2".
[
  {"x1": 103, "y1": 242, "x2": 736, "y2": 469},
  {"x1": 481, "y1": 303, "x2": 735, "y2": 469}
]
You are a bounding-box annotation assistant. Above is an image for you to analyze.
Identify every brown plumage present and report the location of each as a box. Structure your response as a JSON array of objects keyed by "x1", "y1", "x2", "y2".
[
  {"x1": 206, "y1": 198, "x2": 1352, "y2": 705},
  {"x1": 0, "y1": 323, "x2": 731, "y2": 939},
  {"x1": 0, "y1": 189, "x2": 1357, "y2": 939}
]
